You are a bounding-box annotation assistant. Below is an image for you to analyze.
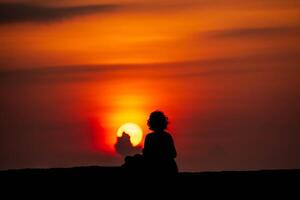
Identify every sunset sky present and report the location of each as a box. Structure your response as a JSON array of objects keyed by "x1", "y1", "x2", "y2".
[{"x1": 0, "y1": 0, "x2": 300, "y2": 171}]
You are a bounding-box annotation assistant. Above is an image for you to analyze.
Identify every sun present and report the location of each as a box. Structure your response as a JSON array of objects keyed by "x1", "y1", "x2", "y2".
[{"x1": 117, "y1": 123, "x2": 143, "y2": 146}]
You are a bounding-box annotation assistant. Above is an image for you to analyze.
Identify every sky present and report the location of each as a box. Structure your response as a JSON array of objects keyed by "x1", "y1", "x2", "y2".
[{"x1": 0, "y1": 0, "x2": 300, "y2": 171}]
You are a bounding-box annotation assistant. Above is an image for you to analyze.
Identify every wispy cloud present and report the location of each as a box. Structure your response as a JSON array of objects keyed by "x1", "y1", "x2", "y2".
[
  {"x1": 0, "y1": 0, "x2": 299, "y2": 24},
  {"x1": 0, "y1": 3, "x2": 122, "y2": 24},
  {"x1": 1, "y1": 51, "x2": 298, "y2": 85},
  {"x1": 207, "y1": 26, "x2": 300, "y2": 39},
  {"x1": 0, "y1": 64, "x2": 135, "y2": 84}
]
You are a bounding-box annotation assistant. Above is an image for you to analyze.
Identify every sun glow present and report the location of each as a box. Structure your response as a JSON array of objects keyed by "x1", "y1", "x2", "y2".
[
  {"x1": 117, "y1": 123, "x2": 143, "y2": 146},
  {"x1": 91, "y1": 78, "x2": 168, "y2": 153}
]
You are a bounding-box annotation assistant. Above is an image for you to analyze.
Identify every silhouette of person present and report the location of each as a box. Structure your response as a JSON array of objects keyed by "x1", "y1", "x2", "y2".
[
  {"x1": 143, "y1": 111, "x2": 178, "y2": 174},
  {"x1": 122, "y1": 111, "x2": 178, "y2": 175}
]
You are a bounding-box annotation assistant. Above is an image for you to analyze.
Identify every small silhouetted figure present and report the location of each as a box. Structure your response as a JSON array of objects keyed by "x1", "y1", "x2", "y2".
[
  {"x1": 115, "y1": 132, "x2": 142, "y2": 156},
  {"x1": 122, "y1": 111, "x2": 178, "y2": 175}
]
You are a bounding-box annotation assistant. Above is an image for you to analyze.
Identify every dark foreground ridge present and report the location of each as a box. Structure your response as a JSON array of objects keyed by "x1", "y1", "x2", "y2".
[
  {"x1": 1, "y1": 166, "x2": 299, "y2": 181},
  {"x1": 1, "y1": 166, "x2": 299, "y2": 176},
  {"x1": 0, "y1": 166, "x2": 299, "y2": 195}
]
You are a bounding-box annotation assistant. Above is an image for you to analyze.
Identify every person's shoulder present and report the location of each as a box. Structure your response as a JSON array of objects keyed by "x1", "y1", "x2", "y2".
[
  {"x1": 163, "y1": 131, "x2": 171, "y2": 135},
  {"x1": 145, "y1": 132, "x2": 155, "y2": 139},
  {"x1": 163, "y1": 131, "x2": 173, "y2": 139}
]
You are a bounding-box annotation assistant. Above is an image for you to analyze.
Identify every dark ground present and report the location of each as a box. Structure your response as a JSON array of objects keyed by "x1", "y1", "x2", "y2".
[{"x1": 0, "y1": 167, "x2": 299, "y2": 197}]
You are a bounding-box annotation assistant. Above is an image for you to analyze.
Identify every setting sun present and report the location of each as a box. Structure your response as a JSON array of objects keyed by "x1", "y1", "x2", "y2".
[{"x1": 117, "y1": 123, "x2": 143, "y2": 146}]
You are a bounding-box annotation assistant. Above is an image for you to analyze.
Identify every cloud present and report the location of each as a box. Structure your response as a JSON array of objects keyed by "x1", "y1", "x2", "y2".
[
  {"x1": 1, "y1": 51, "x2": 299, "y2": 85},
  {"x1": 0, "y1": 3, "x2": 122, "y2": 24},
  {"x1": 208, "y1": 26, "x2": 300, "y2": 39},
  {"x1": 0, "y1": 64, "x2": 135, "y2": 84},
  {"x1": 0, "y1": 0, "x2": 298, "y2": 25}
]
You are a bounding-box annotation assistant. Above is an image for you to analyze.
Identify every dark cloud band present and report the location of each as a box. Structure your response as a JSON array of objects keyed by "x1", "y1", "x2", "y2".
[
  {"x1": 208, "y1": 26, "x2": 300, "y2": 38},
  {"x1": 0, "y1": 3, "x2": 122, "y2": 24}
]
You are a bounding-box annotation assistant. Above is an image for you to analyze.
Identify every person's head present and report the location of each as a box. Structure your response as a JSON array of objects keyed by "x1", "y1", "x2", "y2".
[{"x1": 147, "y1": 111, "x2": 169, "y2": 132}]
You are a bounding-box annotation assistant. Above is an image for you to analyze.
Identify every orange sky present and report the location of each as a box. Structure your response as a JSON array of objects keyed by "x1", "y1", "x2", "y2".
[
  {"x1": 1, "y1": 0, "x2": 299, "y2": 67},
  {"x1": 0, "y1": 0, "x2": 300, "y2": 171}
]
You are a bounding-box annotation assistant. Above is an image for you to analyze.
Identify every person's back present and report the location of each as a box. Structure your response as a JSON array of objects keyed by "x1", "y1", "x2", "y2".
[
  {"x1": 143, "y1": 131, "x2": 176, "y2": 160},
  {"x1": 142, "y1": 111, "x2": 178, "y2": 174}
]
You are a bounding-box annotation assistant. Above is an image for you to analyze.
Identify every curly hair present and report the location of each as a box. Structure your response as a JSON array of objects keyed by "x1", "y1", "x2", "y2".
[{"x1": 147, "y1": 111, "x2": 169, "y2": 131}]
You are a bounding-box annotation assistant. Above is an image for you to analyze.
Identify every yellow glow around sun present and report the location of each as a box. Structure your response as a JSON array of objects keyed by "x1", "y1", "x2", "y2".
[{"x1": 117, "y1": 123, "x2": 143, "y2": 146}]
